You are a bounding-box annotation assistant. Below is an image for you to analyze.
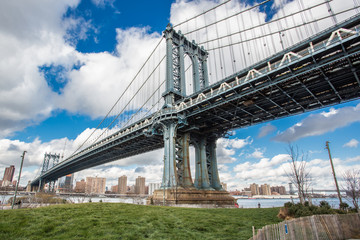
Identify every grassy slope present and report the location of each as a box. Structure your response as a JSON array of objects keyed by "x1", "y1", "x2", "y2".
[{"x1": 0, "y1": 203, "x2": 281, "y2": 240}]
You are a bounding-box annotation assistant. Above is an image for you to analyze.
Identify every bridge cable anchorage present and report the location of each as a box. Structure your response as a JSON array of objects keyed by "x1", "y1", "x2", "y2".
[{"x1": 206, "y1": 6, "x2": 360, "y2": 51}]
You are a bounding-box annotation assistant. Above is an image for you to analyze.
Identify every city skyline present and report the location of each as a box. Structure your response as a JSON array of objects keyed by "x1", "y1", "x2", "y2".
[{"x1": 0, "y1": 0, "x2": 359, "y2": 191}]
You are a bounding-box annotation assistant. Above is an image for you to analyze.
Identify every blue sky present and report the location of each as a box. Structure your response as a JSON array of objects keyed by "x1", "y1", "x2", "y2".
[{"x1": 0, "y1": 0, "x2": 359, "y2": 191}]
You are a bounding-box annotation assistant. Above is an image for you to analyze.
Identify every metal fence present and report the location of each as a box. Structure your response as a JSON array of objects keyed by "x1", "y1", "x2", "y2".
[{"x1": 250, "y1": 213, "x2": 360, "y2": 240}]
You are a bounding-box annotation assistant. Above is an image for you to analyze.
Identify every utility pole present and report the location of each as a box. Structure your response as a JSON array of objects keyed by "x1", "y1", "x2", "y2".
[
  {"x1": 12, "y1": 151, "x2": 26, "y2": 209},
  {"x1": 325, "y1": 141, "x2": 342, "y2": 206}
]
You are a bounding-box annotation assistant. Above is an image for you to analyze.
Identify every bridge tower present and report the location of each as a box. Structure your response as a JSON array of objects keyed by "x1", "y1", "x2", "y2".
[
  {"x1": 36, "y1": 153, "x2": 60, "y2": 192},
  {"x1": 150, "y1": 24, "x2": 234, "y2": 206}
]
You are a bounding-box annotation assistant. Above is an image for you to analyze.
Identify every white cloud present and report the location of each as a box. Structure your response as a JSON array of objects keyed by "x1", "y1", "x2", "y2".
[
  {"x1": 0, "y1": 0, "x2": 84, "y2": 138},
  {"x1": 91, "y1": 0, "x2": 115, "y2": 8},
  {"x1": 0, "y1": 0, "x2": 163, "y2": 138},
  {"x1": 247, "y1": 148, "x2": 264, "y2": 159},
  {"x1": 343, "y1": 139, "x2": 359, "y2": 148},
  {"x1": 273, "y1": 104, "x2": 360, "y2": 142},
  {"x1": 232, "y1": 153, "x2": 360, "y2": 191},
  {"x1": 216, "y1": 137, "x2": 252, "y2": 163},
  {"x1": 258, "y1": 124, "x2": 276, "y2": 138}
]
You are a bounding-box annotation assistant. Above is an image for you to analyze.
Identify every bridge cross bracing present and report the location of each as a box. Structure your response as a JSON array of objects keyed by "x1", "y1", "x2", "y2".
[{"x1": 31, "y1": 1, "x2": 360, "y2": 199}]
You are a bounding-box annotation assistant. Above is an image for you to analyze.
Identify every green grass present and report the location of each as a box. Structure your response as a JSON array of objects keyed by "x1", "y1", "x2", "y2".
[{"x1": 0, "y1": 203, "x2": 281, "y2": 239}]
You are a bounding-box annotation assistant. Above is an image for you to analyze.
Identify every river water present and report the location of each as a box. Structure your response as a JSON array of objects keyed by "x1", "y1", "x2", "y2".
[
  {"x1": 235, "y1": 197, "x2": 351, "y2": 209},
  {"x1": 0, "y1": 194, "x2": 351, "y2": 209}
]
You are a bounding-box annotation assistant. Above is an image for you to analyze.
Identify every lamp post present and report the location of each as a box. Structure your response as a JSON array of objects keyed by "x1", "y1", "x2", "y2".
[
  {"x1": 12, "y1": 151, "x2": 26, "y2": 209},
  {"x1": 325, "y1": 141, "x2": 342, "y2": 207}
]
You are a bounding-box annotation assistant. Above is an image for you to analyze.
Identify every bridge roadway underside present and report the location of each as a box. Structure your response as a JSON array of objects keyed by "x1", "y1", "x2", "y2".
[
  {"x1": 32, "y1": 16, "x2": 360, "y2": 188},
  {"x1": 32, "y1": 133, "x2": 164, "y2": 185},
  {"x1": 179, "y1": 19, "x2": 360, "y2": 135}
]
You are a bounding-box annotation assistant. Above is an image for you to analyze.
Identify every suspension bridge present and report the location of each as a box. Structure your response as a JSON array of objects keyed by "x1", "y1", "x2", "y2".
[{"x1": 30, "y1": 0, "x2": 360, "y2": 205}]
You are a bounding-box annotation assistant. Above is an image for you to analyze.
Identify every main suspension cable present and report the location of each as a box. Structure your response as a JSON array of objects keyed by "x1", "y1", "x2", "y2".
[{"x1": 70, "y1": 37, "x2": 164, "y2": 156}]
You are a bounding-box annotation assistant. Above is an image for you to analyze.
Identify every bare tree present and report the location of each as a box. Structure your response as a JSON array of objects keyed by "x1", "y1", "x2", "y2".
[
  {"x1": 342, "y1": 169, "x2": 360, "y2": 211},
  {"x1": 286, "y1": 145, "x2": 312, "y2": 205}
]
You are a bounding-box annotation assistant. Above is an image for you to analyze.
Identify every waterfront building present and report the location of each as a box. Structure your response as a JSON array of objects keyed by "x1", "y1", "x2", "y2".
[
  {"x1": 271, "y1": 186, "x2": 286, "y2": 195},
  {"x1": 221, "y1": 182, "x2": 227, "y2": 191},
  {"x1": 118, "y1": 175, "x2": 127, "y2": 194},
  {"x1": 148, "y1": 183, "x2": 161, "y2": 195},
  {"x1": 111, "y1": 185, "x2": 118, "y2": 193},
  {"x1": 58, "y1": 174, "x2": 74, "y2": 192},
  {"x1": 250, "y1": 183, "x2": 260, "y2": 195},
  {"x1": 260, "y1": 184, "x2": 271, "y2": 195},
  {"x1": 86, "y1": 177, "x2": 106, "y2": 194},
  {"x1": 135, "y1": 176, "x2": 145, "y2": 195},
  {"x1": 2, "y1": 165, "x2": 15, "y2": 187},
  {"x1": 75, "y1": 179, "x2": 86, "y2": 193},
  {"x1": 64, "y1": 174, "x2": 74, "y2": 190},
  {"x1": 128, "y1": 185, "x2": 135, "y2": 193}
]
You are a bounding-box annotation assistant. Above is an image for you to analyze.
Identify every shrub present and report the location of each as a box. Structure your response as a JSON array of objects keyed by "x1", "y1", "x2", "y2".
[
  {"x1": 278, "y1": 201, "x2": 339, "y2": 219},
  {"x1": 319, "y1": 200, "x2": 331, "y2": 209}
]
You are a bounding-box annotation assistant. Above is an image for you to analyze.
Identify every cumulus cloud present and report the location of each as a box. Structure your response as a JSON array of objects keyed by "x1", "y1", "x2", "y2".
[
  {"x1": 91, "y1": 0, "x2": 115, "y2": 8},
  {"x1": 247, "y1": 148, "x2": 265, "y2": 159},
  {"x1": 273, "y1": 104, "x2": 360, "y2": 142},
  {"x1": 232, "y1": 152, "x2": 360, "y2": 190},
  {"x1": 343, "y1": 139, "x2": 359, "y2": 148},
  {"x1": 258, "y1": 124, "x2": 276, "y2": 138},
  {"x1": 0, "y1": 0, "x2": 83, "y2": 137},
  {"x1": 0, "y1": 0, "x2": 164, "y2": 138},
  {"x1": 216, "y1": 137, "x2": 252, "y2": 163}
]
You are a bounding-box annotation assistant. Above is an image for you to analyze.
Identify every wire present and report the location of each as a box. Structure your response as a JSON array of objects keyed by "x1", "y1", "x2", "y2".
[
  {"x1": 91, "y1": 54, "x2": 166, "y2": 145},
  {"x1": 207, "y1": 7, "x2": 359, "y2": 51},
  {"x1": 173, "y1": 0, "x2": 233, "y2": 28},
  {"x1": 180, "y1": 0, "x2": 272, "y2": 36},
  {"x1": 71, "y1": 37, "x2": 164, "y2": 156},
  {"x1": 198, "y1": 1, "x2": 329, "y2": 46}
]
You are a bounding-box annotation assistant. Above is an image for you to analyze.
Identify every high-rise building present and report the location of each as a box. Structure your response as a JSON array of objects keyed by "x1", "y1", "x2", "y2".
[
  {"x1": 135, "y1": 176, "x2": 145, "y2": 195},
  {"x1": 118, "y1": 175, "x2": 127, "y2": 194},
  {"x1": 260, "y1": 184, "x2": 271, "y2": 195},
  {"x1": 271, "y1": 186, "x2": 286, "y2": 195},
  {"x1": 148, "y1": 183, "x2": 161, "y2": 195},
  {"x1": 250, "y1": 183, "x2": 260, "y2": 195},
  {"x1": 75, "y1": 179, "x2": 86, "y2": 193},
  {"x1": 85, "y1": 177, "x2": 106, "y2": 194},
  {"x1": 64, "y1": 174, "x2": 74, "y2": 191},
  {"x1": 289, "y1": 183, "x2": 295, "y2": 195},
  {"x1": 2, "y1": 165, "x2": 15, "y2": 187}
]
